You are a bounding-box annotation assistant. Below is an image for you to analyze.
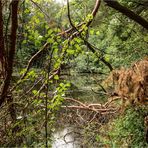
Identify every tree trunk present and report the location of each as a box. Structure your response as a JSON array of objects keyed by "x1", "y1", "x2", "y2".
[
  {"x1": 0, "y1": 0, "x2": 19, "y2": 107},
  {"x1": 0, "y1": 0, "x2": 5, "y2": 78}
]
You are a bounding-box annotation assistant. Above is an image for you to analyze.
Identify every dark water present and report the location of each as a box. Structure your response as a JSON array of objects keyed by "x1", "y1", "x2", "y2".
[{"x1": 63, "y1": 73, "x2": 106, "y2": 103}]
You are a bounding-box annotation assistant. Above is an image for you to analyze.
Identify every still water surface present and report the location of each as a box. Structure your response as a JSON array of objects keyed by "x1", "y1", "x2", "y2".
[{"x1": 52, "y1": 73, "x2": 105, "y2": 148}]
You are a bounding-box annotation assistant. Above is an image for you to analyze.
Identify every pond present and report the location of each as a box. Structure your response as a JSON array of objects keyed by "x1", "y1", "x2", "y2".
[{"x1": 52, "y1": 72, "x2": 107, "y2": 148}]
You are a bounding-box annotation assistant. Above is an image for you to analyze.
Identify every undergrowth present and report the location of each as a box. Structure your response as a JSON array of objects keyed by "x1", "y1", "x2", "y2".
[{"x1": 101, "y1": 106, "x2": 148, "y2": 148}]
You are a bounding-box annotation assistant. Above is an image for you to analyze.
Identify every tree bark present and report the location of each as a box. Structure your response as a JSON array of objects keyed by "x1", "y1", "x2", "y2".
[
  {"x1": 0, "y1": 0, "x2": 19, "y2": 107},
  {"x1": 0, "y1": 0, "x2": 5, "y2": 77}
]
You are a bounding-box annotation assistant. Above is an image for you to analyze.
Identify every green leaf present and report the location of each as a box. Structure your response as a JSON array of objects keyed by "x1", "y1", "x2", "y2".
[
  {"x1": 75, "y1": 44, "x2": 81, "y2": 51},
  {"x1": 59, "y1": 83, "x2": 64, "y2": 87},
  {"x1": 96, "y1": 31, "x2": 100, "y2": 35},
  {"x1": 54, "y1": 75, "x2": 59, "y2": 80},
  {"x1": 32, "y1": 90, "x2": 38, "y2": 95},
  {"x1": 74, "y1": 38, "x2": 81, "y2": 43},
  {"x1": 90, "y1": 29, "x2": 95, "y2": 35},
  {"x1": 22, "y1": 40, "x2": 27, "y2": 44},
  {"x1": 48, "y1": 29, "x2": 53, "y2": 35},
  {"x1": 35, "y1": 18, "x2": 40, "y2": 24},
  {"x1": 67, "y1": 49, "x2": 75, "y2": 55},
  {"x1": 47, "y1": 38, "x2": 54, "y2": 43}
]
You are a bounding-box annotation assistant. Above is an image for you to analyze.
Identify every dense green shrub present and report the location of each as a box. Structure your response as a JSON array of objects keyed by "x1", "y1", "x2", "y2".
[{"x1": 105, "y1": 106, "x2": 148, "y2": 147}]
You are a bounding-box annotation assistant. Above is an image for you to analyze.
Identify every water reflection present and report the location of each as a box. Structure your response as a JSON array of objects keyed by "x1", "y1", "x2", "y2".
[
  {"x1": 52, "y1": 127, "x2": 80, "y2": 148},
  {"x1": 63, "y1": 73, "x2": 106, "y2": 103}
]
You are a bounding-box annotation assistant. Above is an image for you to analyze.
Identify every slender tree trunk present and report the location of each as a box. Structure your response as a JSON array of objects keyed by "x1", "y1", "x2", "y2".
[
  {"x1": 0, "y1": 0, "x2": 5, "y2": 78},
  {"x1": 0, "y1": 0, "x2": 19, "y2": 107}
]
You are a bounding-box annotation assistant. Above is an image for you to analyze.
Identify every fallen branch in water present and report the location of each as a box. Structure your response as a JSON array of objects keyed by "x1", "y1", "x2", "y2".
[
  {"x1": 62, "y1": 105, "x2": 117, "y2": 113},
  {"x1": 63, "y1": 97, "x2": 119, "y2": 115},
  {"x1": 59, "y1": 97, "x2": 119, "y2": 126}
]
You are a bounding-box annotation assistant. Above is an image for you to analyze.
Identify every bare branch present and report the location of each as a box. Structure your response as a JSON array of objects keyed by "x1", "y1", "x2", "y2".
[
  {"x1": 30, "y1": 0, "x2": 50, "y2": 20},
  {"x1": 104, "y1": 0, "x2": 148, "y2": 29}
]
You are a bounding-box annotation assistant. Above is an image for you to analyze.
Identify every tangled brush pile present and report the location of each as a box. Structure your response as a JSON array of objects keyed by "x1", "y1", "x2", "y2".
[{"x1": 111, "y1": 57, "x2": 148, "y2": 105}]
